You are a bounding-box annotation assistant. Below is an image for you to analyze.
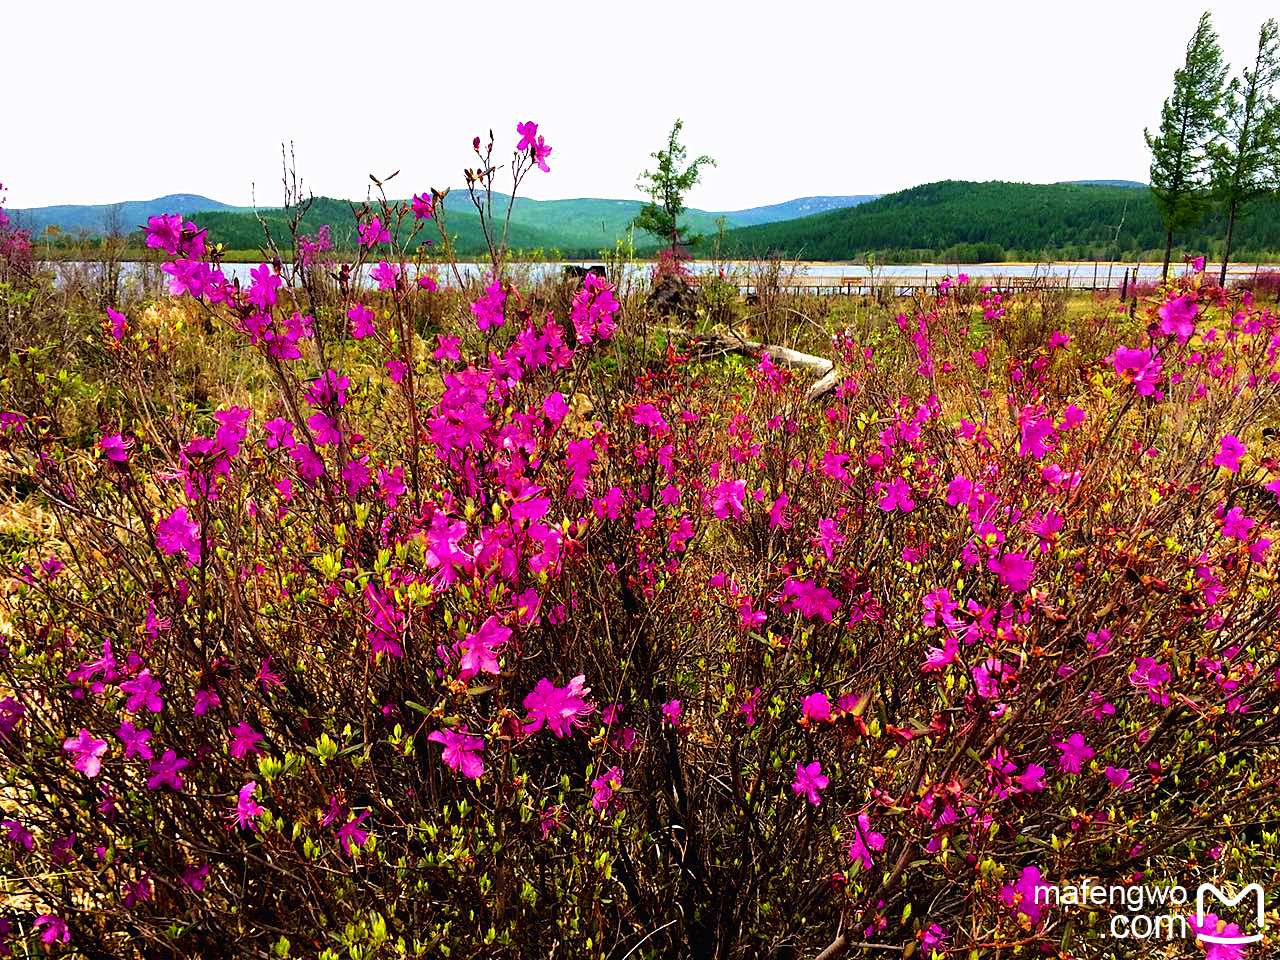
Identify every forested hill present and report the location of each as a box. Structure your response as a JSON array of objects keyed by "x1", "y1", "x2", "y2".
[{"x1": 709, "y1": 180, "x2": 1280, "y2": 262}]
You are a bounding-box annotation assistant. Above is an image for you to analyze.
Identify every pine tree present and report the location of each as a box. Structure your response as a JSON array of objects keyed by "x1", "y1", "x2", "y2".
[
  {"x1": 1145, "y1": 11, "x2": 1228, "y2": 281},
  {"x1": 633, "y1": 119, "x2": 716, "y2": 255},
  {"x1": 1211, "y1": 18, "x2": 1280, "y2": 285}
]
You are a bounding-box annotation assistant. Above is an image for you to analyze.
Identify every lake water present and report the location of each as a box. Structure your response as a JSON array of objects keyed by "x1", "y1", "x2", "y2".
[{"x1": 52, "y1": 258, "x2": 1275, "y2": 291}]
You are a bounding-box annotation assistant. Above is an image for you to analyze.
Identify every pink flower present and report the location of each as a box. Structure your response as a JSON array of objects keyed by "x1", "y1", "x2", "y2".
[
  {"x1": 336, "y1": 811, "x2": 371, "y2": 856},
  {"x1": 228, "y1": 781, "x2": 264, "y2": 830},
  {"x1": 1018, "y1": 406, "x2": 1056, "y2": 459},
  {"x1": 34, "y1": 914, "x2": 69, "y2": 944},
  {"x1": 348, "y1": 303, "x2": 375, "y2": 339},
  {"x1": 776, "y1": 578, "x2": 841, "y2": 622},
  {"x1": 106, "y1": 307, "x2": 128, "y2": 339},
  {"x1": 117, "y1": 721, "x2": 154, "y2": 760},
  {"x1": 877, "y1": 476, "x2": 915, "y2": 512},
  {"x1": 1189, "y1": 913, "x2": 1247, "y2": 959},
  {"x1": 459, "y1": 616, "x2": 509, "y2": 681},
  {"x1": 358, "y1": 216, "x2": 390, "y2": 248},
  {"x1": 470, "y1": 278, "x2": 507, "y2": 331},
  {"x1": 1213, "y1": 434, "x2": 1245, "y2": 473},
  {"x1": 1158, "y1": 294, "x2": 1198, "y2": 343},
  {"x1": 813, "y1": 517, "x2": 844, "y2": 559},
  {"x1": 516, "y1": 120, "x2": 539, "y2": 152},
  {"x1": 800, "y1": 692, "x2": 832, "y2": 724},
  {"x1": 193, "y1": 687, "x2": 221, "y2": 716},
  {"x1": 1104, "y1": 766, "x2": 1131, "y2": 790},
  {"x1": 1055, "y1": 732, "x2": 1094, "y2": 774},
  {"x1": 147, "y1": 749, "x2": 189, "y2": 791},
  {"x1": 847, "y1": 812, "x2": 885, "y2": 868},
  {"x1": 365, "y1": 583, "x2": 404, "y2": 659},
  {"x1": 120, "y1": 669, "x2": 164, "y2": 713},
  {"x1": 590, "y1": 765, "x2": 624, "y2": 813},
  {"x1": 434, "y1": 334, "x2": 461, "y2": 362},
  {"x1": 533, "y1": 135, "x2": 552, "y2": 173},
  {"x1": 570, "y1": 274, "x2": 619, "y2": 344},
  {"x1": 428, "y1": 726, "x2": 485, "y2": 779},
  {"x1": 411, "y1": 193, "x2": 434, "y2": 220},
  {"x1": 523, "y1": 675, "x2": 595, "y2": 737},
  {"x1": 1109, "y1": 345, "x2": 1163, "y2": 396},
  {"x1": 229, "y1": 722, "x2": 264, "y2": 759},
  {"x1": 987, "y1": 550, "x2": 1034, "y2": 592},
  {"x1": 370, "y1": 260, "x2": 401, "y2": 291},
  {"x1": 100, "y1": 432, "x2": 133, "y2": 462},
  {"x1": 156, "y1": 507, "x2": 201, "y2": 566},
  {"x1": 307, "y1": 411, "x2": 341, "y2": 446},
  {"x1": 1001, "y1": 865, "x2": 1048, "y2": 926},
  {"x1": 63, "y1": 729, "x2": 108, "y2": 777},
  {"x1": 791, "y1": 760, "x2": 828, "y2": 806},
  {"x1": 739, "y1": 687, "x2": 761, "y2": 726},
  {"x1": 1017, "y1": 763, "x2": 1047, "y2": 792},
  {"x1": 661, "y1": 699, "x2": 682, "y2": 725},
  {"x1": 1221, "y1": 506, "x2": 1255, "y2": 542},
  {"x1": 1129, "y1": 657, "x2": 1172, "y2": 705}
]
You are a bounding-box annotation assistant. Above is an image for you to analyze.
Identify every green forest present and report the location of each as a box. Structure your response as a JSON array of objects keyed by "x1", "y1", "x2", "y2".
[{"x1": 706, "y1": 180, "x2": 1280, "y2": 262}]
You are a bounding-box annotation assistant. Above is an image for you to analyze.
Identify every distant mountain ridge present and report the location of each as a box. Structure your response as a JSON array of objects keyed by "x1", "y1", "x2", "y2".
[
  {"x1": 717, "y1": 195, "x2": 880, "y2": 226},
  {"x1": 1057, "y1": 179, "x2": 1147, "y2": 189},
  {"x1": 6, "y1": 191, "x2": 886, "y2": 243},
  {"x1": 7, "y1": 194, "x2": 243, "y2": 235}
]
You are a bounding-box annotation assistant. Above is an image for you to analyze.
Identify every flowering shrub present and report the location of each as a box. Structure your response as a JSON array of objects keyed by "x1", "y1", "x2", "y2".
[{"x1": 3, "y1": 139, "x2": 1280, "y2": 959}]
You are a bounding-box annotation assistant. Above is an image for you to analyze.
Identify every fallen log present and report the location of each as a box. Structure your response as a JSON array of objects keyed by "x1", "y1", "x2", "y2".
[{"x1": 664, "y1": 328, "x2": 841, "y2": 402}]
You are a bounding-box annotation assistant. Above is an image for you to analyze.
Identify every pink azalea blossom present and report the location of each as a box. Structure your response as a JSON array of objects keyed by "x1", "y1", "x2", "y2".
[
  {"x1": 411, "y1": 193, "x2": 434, "y2": 220},
  {"x1": 358, "y1": 216, "x2": 390, "y2": 248},
  {"x1": 1158, "y1": 294, "x2": 1198, "y2": 343},
  {"x1": 791, "y1": 760, "x2": 829, "y2": 806},
  {"x1": 147, "y1": 749, "x2": 189, "y2": 791},
  {"x1": 156, "y1": 507, "x2": 201, "y2": 566},
  {"x1": 348, "y1": 303, "x2": 375, "y2": 339},
  {"x1": 1055, "y1": 732, "x2": 1094, "y2": 774},
  {"x1": 877, "y1": 476, "x2": 915, "y2": 512},
  {"x1": 100, "y1": 432, "x2": 132, "y2": 462},
  {"x1": 228, "y1": 781, "x2": 264, "y2": 830},
  {"x1": 117, "y1": 721, "x2": 154, "y2": 760},
  {"x1": 229, "y1": 722, "x2": 265, "y2": 759},
  {"x1": 1213, "y1": 434, "x2": 1245, "y2": 473},
  {"x1": 1109, "y1": 345, "x2": 1163, "y2": 397},
  {"x1": 523, "y1": 675, "x2": 595, "y2": 737},
  {"x1": 120, "y1": 669, "x2": 164, "y2": 713},
  {"x1": 370, "y1": 260, "x2": 401, "y2": 291},
  {"x1": 847, "y1": 812, "x2": 885, "y2": 868},
  {"x1": 470, "y1": 278, "x2": 507, "y2": 331},
  {"x1": 63, "y1": 729, "x2": 108, "y2": 777},
  {"x1": 459, "y1": 616, "x2": 508, "y2": 681},
  {"x1": 661, "y1": 699, "x2": 682, "y2": 725},
  {"x1": 590, "y1": 765, "x2": 624, "y2": 813},
  {"x1": 1129, "y1": 657, "x2": 1172, "y2": 705},
  {"x1": 516, "y1": 120, "x2": 539, "y2": 152},
  {"x1": 337, "y1": 811, "x2": 371, "y2": 856},
  {"x1": 193, "y1": 687, "x2": 221, "y2": 716},
  {"x1": 987, "y1": 550, "x2": 1035, "y2": 592},
  {"x1": 106, "y1": 307, "x2": 128, "y2": 340},
  {"x1": 34, "y1": 914, "x2": 69, "y2": 944},
  {"x1": 428, "y1": 726, "x2": 485, "y2": 779},
  {"x1": 800, "y1": 692, "x2": 832, "y2": 724},
  {"x1": 1001, "y1": 865, "x2": 1048, "y2": 926}
]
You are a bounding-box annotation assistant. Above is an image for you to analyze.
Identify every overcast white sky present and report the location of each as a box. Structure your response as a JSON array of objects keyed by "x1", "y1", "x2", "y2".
[{"x1": 4, "y1": 1, "x2": 1276, "y2": 212}]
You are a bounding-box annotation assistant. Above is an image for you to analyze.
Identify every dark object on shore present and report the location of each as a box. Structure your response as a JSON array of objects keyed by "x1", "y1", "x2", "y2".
[
  {"x1": 563, "y1": 264, "x2": 606, "y2": 280},
  {"x1": 647, "y1": 274, "x2": 698, "y2": 321}
]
